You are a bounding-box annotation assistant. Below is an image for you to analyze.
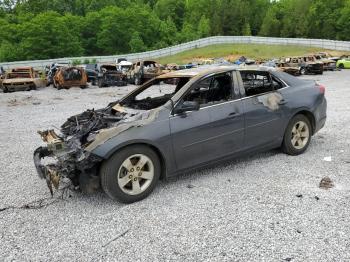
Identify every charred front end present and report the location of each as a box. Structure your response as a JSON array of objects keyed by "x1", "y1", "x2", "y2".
[{"x1": 33, "y1": 104, "x2": 128, "y2": 195}]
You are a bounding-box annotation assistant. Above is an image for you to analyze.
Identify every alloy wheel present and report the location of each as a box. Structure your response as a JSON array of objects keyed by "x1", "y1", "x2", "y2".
[
  {"x1": 291, "y1": 121, "x2": 310, "y2": 150},
  {"x1": 117, "y1": 154, "x2": 154, "y2": 196}
]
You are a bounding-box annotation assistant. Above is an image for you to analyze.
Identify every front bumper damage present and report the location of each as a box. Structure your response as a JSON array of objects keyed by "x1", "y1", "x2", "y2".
[
  {"x1": 33, "y1": 103, "x2": 159, "y2": 196},
  {"x1": 33, "y1": 130, "x2": 102, "y2": 195}
]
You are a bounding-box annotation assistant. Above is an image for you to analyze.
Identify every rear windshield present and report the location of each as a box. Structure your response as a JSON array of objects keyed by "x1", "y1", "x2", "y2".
[{"x1": 271, "y1": 71, "x2": 307, "y2": 86}]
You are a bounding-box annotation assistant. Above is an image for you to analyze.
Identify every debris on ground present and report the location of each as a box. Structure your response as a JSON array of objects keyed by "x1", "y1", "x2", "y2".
[
  {"x1": 323, "y1": 156, "x2": 332, "y2": 162},
  {"x1": 0, "y1": 197, "x2": 61, "y2": 212},
  {"x1": 319, "y1": 177, "x2": 334, "y2": 189},
  {"x1": 102, "y1": 229, "x2": 130, "y2": 247}
]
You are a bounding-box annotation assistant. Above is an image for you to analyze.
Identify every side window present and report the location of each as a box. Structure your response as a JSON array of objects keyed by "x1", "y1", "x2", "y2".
[
  {"x1": 183, "y1": 72, "x2": 233, "y2": 107},
  {"x1": 271, "y1": 75, "x2": 285, "y2": 90},
  {"x1": 240, "y1": 71, "x2": 274, "y2": 97}
]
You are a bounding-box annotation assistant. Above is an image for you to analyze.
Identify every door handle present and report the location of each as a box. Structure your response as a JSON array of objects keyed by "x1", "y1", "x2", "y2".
[
  {"x1": 278, "y1": 99, "x2": 287, "y2": 105},
  {"x1": 228, "y1": 112, "x2": 240, "y2": 118}
]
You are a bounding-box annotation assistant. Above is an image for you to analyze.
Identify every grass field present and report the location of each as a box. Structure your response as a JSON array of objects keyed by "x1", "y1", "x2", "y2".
[{"x1": 158, "y1": 44, "x2": 347, "y2": 64}]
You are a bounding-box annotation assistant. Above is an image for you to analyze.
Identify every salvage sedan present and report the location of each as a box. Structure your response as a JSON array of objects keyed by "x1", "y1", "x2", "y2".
[{"x1": 34, "y1": 67, "x2": 327, "y2": 203}]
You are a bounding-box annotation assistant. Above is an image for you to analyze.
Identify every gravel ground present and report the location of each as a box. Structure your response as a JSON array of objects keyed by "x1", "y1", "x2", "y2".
[{"x1": 0, "y1": 71, "x2": 349, "y2": 261}]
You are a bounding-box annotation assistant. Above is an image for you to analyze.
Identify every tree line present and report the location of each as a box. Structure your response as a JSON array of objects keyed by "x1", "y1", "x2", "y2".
[{"x1": 0, "y1": 0, "x2": 349, "y2": 62}]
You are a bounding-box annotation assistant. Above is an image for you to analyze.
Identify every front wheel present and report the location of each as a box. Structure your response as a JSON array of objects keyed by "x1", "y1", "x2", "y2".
[
  {"x1": 282, "y1": 114, "x2": 312, "y2": 155},
  {"x1": 100, "y1": 145, "x2": 161, "y2": 203},
  {"x1": 300, "y1": 68, "x2": 306, "y2": 75},
  {"x1": 338, "y1": 64, "x2": 345, "y2": 69}
]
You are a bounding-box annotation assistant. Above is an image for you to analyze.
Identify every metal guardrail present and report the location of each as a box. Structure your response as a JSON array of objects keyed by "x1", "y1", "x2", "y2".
[{"x1": 1, "y1": 36, "x2": 350, "y2": 69}]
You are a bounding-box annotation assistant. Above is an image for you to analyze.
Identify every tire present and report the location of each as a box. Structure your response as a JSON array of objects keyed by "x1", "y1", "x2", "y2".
[
  {"x1": 80, "y1": 85, "x2": 87, "y2": 89},
  {"x1": 300, "y1": 68, "x2": 306, "y2": 75},
  {"x1": 3, "y1": 87, "x2": 8, "y2": 93},
  {"x1": 282, "y1": 114, "x2": 312, "y2": 156},
  {"x1": 339, "y1": 64, "x2": 345, "y2": 69},
  {"x1": 100, "y1": 145, "x2": 161, "y2": 203},
  {"x1": 98, "y1": 79, "x2": 104, "y2": 88}
]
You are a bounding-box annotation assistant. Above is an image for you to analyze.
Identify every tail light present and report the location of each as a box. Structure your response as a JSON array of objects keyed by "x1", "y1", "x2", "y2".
[{"x1": 316, "y1": 83, "x2": 326, "y2": 94}]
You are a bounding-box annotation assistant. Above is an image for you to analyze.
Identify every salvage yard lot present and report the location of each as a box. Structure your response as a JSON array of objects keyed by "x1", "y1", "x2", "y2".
[{"x1": 0, "y1": 70, "x2": 350, "y2": 261}]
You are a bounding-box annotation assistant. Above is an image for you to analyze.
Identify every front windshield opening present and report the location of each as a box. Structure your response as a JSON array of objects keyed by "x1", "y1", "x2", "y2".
[{"x1": 122, "y1": 77, "x2": 190, "y2": 110}]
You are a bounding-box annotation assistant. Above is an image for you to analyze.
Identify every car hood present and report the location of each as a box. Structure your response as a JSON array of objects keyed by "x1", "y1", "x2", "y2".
[{"x1": 39, "y1": 102, "x2": 160, "y2": 155}]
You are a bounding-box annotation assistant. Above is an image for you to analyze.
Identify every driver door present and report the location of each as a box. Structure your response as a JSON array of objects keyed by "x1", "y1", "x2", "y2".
[{"x1": 170, "y1": 72, "x2": 244, "y2": 171}]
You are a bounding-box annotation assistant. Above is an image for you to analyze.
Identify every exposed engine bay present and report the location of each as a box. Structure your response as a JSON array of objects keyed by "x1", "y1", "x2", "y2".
[{"x1": 33, "y1": 100, "x2": 161, "y2": 195}]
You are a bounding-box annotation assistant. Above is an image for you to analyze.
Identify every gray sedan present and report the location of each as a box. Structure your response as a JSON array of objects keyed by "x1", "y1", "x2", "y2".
[{"x1": 34, "y1": 66, "x2": 327, "y2": 203}]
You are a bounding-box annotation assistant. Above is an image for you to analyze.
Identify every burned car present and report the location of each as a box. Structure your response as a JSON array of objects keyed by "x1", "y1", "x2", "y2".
[
  {"x1": 97, "y1": 64, "x2": 128, "y2": 88},
  {"x1": 1, "y1": 67, "x2": 41, "y2": 92},
  {"x1": 53, "y1": 67, "x2": 88, "y2": 89},
  {"x1": 276, "y1": 62, "x2": 301, "y2": 76},
  {"x1": 84, "y1": 64, "x2": 98, "y2": 85},
  {"x1": 34, "y1": 66, "x2": 327, "y2": 203},
  {"x1": 284, "y1": 56, "x2": 323, "y2": 75},
  {"x1": 46, "y1": 63, "x2": 70, "y2": 86},
  {"x1": 308, "y1": 54, "x2": 336, "y2": 71},
  {"x1": 127, "y1": 60, "x2": 163, "y2": 85}
]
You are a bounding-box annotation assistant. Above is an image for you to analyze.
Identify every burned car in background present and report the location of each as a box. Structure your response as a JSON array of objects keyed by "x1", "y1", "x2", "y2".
[
  {"x1": 46, "y1": 63, "x2": 70, "y2": 86},
  {"x1": 276, "y1": 62, "x2": 301, "y2": 76},
  {"x1": 84, "y1": 64, "x2": 98, "y2": 85},
  {"x1": 53, "y1": 66, "x2": 87, "y2": 89},
  {"x1": 97, "y1": 64, "x2": 128, "y2": 88},
  {"x1": 1, "y1": 67, "x2": 42, "y2": 92},
  {"x1": 308, "y1": 54, "x2": 336, "y2": 71},
  {"x1": 116, "y1": 60, "x2": 133, "y2": 74},
  {"x1": 127, "y1": 60, "x2": 163, "y2": 85},
  {"x1": 34, "y1": 66, "x2": 327, "y2": 203},
  {"x1": 260, "y1": 60, "x2": 300, "y2": 76},
  {"x1": 283, "y1": 56, "x2": 323, "y2": 75}
]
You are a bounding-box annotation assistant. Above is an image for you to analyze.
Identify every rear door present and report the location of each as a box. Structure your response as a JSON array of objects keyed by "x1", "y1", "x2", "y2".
[
  {"x1": 170, "y1": 71, "x2": 244, "y2": 170},
  {"x1": 238, "y1": 70, "x2": 287, "y2": 149}
]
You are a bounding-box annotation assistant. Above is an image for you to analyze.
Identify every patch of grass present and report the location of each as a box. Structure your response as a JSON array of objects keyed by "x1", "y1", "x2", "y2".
[{"x1": 158, "y1": 44, "x2": 341, "y2": 64}]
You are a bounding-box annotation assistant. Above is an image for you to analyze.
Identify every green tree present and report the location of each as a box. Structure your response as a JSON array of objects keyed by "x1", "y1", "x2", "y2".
[
  {"x1": 242, "y1": 22, "x2": 252, "y2": 36},
  {"x1": 129, "y1": 31, "x2": 146, "y2": 52},
  {"x1": 197, "y1": 15, "x2": 210, "y2": 37},
  {"x1": 154, "y1": 0, "x2": 185, "y2": 29}
]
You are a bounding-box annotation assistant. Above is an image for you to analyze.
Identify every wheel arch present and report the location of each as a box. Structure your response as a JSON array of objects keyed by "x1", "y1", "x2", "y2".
[
  {"x1": 102, "y1": 142, "x2": 168, "y2": 180},
  {"x1": 291, "y1": 110, "x2": 316, "y2": 135}
]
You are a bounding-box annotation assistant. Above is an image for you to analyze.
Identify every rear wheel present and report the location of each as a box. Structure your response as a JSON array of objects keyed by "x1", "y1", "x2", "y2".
[
  {"x1": 339, "y1": 64, "x2": 345, "y2": 69},
  {"x1": 101, "y1": 145, "x2": 161, "y2": 203},
  {"x1": 282, "y1": 114, "x2": 312, "y2": 155},
  {"x1": 98, "y1": 78, "x2": 104, "y2": 88},
  {"x1": 300, "y1": 68, "x2": 306, "y2": 75}
]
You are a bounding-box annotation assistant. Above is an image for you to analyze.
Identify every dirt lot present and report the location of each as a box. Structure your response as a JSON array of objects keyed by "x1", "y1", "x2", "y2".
[{"x1": 0, "y1": 71, "x2": 349, "y2": 261}]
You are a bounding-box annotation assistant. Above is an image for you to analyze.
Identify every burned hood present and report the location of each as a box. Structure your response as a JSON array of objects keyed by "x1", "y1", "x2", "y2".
[{"x1": 58, "y1": 103, "x2": 160, "y2": 151}]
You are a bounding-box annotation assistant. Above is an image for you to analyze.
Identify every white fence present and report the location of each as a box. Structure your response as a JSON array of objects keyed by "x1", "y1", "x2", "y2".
[{"x1": 1, "y1": 36, "x2": 350, "y2": 69}]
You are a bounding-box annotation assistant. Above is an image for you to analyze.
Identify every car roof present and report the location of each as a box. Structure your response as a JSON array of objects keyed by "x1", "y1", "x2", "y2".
[
  {"x1": 158, "y1": 66, "x2": 238, "y2": 79},
  {"x1": 158, "y1": 65, "x2": 273, "y2": 79}
]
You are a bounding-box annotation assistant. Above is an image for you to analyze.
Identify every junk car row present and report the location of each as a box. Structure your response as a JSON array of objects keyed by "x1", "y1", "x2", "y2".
[{"x1": 1, "y1": 53, "x2": 349, "y2": 93}]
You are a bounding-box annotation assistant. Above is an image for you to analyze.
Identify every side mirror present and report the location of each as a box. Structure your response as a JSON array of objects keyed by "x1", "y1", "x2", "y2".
[{"x1": 174, "y1": 101, "x2": 200, "y2": 114}]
